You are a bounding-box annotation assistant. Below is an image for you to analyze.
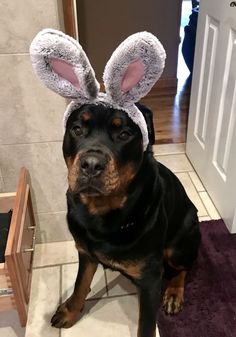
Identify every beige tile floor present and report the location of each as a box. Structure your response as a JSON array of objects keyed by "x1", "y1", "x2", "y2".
[{"x1": 1, "y1": 144, "x2": 221, "y2": 337}]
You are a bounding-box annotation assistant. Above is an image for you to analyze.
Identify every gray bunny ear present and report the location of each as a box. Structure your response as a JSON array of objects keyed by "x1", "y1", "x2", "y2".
[
  {"x1": 103, "y1": 32, "x2": 166, "y2": 106},
  {"x1": 30, "y1": 29, "x2": 99, "y2": 100}
]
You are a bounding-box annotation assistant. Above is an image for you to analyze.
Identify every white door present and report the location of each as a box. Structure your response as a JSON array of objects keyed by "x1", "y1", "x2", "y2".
[{"x1": 186, "y1": 0, "x2": 236, "y2": 233}]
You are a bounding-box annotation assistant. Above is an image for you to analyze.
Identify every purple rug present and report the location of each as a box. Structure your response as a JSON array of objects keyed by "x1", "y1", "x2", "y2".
[{"x1": 157, "y1": 220, "x2": 236, "y2": 337}]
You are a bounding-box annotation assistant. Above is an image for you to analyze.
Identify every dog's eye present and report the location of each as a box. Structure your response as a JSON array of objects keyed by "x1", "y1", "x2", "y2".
[
  {"x1": 72, "y1": 126, "x2": 83, "y2": 136},
  {"x1": 119, "y1": 131, "x2": 131, "y2": 141}
]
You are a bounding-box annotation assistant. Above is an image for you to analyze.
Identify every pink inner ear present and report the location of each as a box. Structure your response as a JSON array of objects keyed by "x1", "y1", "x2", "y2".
[
  {"x1": 50, "y1": 58, "x2": 80, "y2": 90},
  {"x1": 121, "y1": 59, "x2": 145, "y2": 93}
]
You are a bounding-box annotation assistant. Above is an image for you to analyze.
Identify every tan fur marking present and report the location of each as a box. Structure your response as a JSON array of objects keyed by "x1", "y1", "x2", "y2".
[
  {"x1": 66, "y1": 154, "x2": 80, "y2": 192},
  {"x1": 80, "y1": 111, "x2": 92, "y2": 121},
  {"x1": 66, "y1": 155, "x2": 136, "y2": 215},
  {"x1": 164, "y1": 248, "x2": 185, "y2": 270},
  {"x1": 79, "y1": 161, "x2": 136, "y2": 215},
  {"x1": 75, "y1": 241, "x2": 87, "y2": 255},
  {"x1": 80, "y1": 193, "x2": 127, "y2": 215},
  {"x1": 51, "y1": 259, "x2": 97, "y2": 328},
  {"x1": 96, "y1": 253, "x2": 145, "y2": 279},
  {"x1": 65, "y1": 156, "x2": 73, "y2": 169},
  {"x1": 163, "y1": 270, "x2": 186, "y2": 314},
  {"x1": 71, "y1": 261, "x2": 98, "y2": 308},
  {"x1": 104, "y1": 160, "x2": 136, "y2": 194},
  {"x1": 164, "y1": 248, "x2": 173, "y2": 259},
  {"x1": 53, "y1": 304, "x2": 80, "y2": 328},
  {"x1": 168, "y1": 270, "x2": 186, "y2": 288},
  {"x1": 112, "y1": 117, "x2": 122, "y2": 127},
  {"x1": 124, "y1": 262, "x2": 145, "y2": 278},
  {"x1": 118, "y1": 163, "x2": 136, "y2": 189},
  {"x1": 104, "y1": 157, "x2": 120, "y2": 193}
]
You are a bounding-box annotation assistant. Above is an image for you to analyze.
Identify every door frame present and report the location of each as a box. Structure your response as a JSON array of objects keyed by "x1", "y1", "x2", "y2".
[{"x1": 61, "y1": 0, "x2": 78, "y2": 39}]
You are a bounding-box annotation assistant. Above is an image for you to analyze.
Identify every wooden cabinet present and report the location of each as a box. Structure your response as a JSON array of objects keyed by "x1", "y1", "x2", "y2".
[{"x1": 0, "y1": 168, "x2": 36, "y2": 326}]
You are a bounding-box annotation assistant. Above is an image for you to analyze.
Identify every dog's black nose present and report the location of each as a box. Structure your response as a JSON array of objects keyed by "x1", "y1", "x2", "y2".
[{"x1": 80, "y1": 155, "x2": 106, "y2": 177}]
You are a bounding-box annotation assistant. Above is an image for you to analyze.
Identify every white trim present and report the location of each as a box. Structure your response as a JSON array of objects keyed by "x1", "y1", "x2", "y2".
[{"x1": 231, "y1": 207, "x2": 236, "y2": 234}]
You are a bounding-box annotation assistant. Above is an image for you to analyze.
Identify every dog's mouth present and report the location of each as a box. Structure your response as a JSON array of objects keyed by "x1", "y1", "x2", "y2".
[
  {"x1": 76, "y1": 177, "x2": 109, "y2": 197},
  {"x1": 77, "y1": 184, "x2": 106, "y2": 197}
]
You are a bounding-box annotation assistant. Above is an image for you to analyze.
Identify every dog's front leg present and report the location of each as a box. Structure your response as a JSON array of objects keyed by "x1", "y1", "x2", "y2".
[
  {"x1": 51, "y1": 253, "x2": 98, "y2": 328},
  {"x1": 137, "y1": 273, "x2": 162, "y2": 337}
]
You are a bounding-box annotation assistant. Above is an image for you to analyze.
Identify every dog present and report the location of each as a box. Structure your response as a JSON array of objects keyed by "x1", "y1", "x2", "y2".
[
  {"x1": 30, "y1": 29, "x2": 201, "y2": 337},
  {"x1": 50, "y1": 102, "x2": 201, "y2": 337}
]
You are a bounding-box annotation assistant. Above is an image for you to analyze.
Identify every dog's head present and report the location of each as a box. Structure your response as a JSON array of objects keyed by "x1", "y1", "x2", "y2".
[
  {"x1": 30, "y1": 29, "x2": 165, "y2": 213},
  {"x1": 63, "y1": 103, "x2": 154, "y2": 199}
]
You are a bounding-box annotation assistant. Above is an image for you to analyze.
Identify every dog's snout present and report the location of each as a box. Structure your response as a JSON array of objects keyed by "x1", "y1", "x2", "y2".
[{"x1": 80, "y1": 155, "x2": 106, "y2": 177}]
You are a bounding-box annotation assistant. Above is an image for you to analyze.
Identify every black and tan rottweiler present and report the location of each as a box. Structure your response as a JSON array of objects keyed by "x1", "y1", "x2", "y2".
[{"x1": 51, "y1": 102, "x2": 201, "y2": 337}]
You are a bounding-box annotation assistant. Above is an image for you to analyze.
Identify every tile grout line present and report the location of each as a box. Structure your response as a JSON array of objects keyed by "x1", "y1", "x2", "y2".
[
  {"x1": 86, "y1": 292, "x2": 137, "y2": 302},
  {"x1": 198, "y1": 192, "x2": 213, "y2": 218},
  {"x1": 104, "y1": 269, "x2": 109, "y2": 297},
  {"x1": 0, "y1": 52, "x2": 29, "y2": 56},
  {"x1": 175, "y1": 169, "x2": 210, "y2": 218},
  {"x1": 33, "y1": 260, "x2": 78, "y2": 270},
  {"x1": 154, "y1": 152, "x2": 186, "y2": 157},
  {"x1": 185, "y1": 171, "x2": 210, "y2": 218},
  {"x1": 0, "y1": 176, "x2": 6, "y2": 192},
  {"x1": 150, "y1": 169, "x2": 196, "y2": 175},
  {"x1": 0, "y1": 139, "x2": 63, "y2": 147},
  {"x1": 198, "y1": 191, "x2": 221, "y2": 219},
  {"x1": 32, "y1": 263, "x2": 137, "y2": 300},
  {"x1": 36, "y1": 210, "x2": 67, "y2": 215},
  {"x1": 171, "y1": 170, "x2": 194, "y2": 174},
  {"x1": 187, "y1": 171, "x2": 206, "y2": 193}
]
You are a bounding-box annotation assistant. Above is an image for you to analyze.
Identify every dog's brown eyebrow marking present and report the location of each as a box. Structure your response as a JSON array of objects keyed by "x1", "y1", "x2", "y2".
[
  {"x1": 112, "y1": 117, "x2": 122, "y2": 127},
  {"x1": 80, "y1": 111, "x2": 92, "y2": 121}
]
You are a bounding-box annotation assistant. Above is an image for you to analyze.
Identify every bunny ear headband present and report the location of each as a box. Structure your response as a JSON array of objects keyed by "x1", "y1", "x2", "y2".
[{"x1": 30, "y1": 29, "x2": 166, "y2": 150}]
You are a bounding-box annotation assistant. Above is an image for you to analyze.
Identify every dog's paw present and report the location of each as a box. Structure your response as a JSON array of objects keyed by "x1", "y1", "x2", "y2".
[
  {"x1": 162, "y1": 287, "x2": 184, "y2": 314},
  {"x1": 51, "y1": 302, "x2": 83, "y2": 329}
]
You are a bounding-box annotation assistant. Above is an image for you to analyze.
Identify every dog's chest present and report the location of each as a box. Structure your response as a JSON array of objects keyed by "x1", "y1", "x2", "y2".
[
  {"x1": 95, "y1": 252, "x2": 145, "y2": 279},
  {"x1": 75, "y1": 239, "x2": 145, "y2": 279}
]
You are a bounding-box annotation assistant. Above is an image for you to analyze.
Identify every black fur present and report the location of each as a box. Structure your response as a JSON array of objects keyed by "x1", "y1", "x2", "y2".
[{"x1": 51, "y1": 103, "x2": 201, "y2": 336}]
